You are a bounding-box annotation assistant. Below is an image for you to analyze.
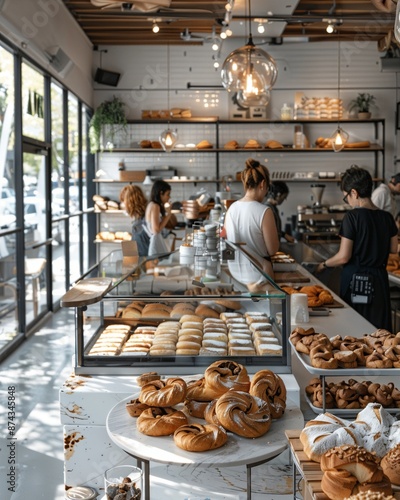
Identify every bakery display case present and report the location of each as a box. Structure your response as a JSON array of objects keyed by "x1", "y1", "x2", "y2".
[{"x1": 61, "y1": 242, "x2": 291, "y2": 375}]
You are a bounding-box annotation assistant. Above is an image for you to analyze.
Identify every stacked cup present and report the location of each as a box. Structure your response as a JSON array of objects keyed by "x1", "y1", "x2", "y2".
[{"x1": 204, "y1": 223, "x2": 220, "y2": 279}]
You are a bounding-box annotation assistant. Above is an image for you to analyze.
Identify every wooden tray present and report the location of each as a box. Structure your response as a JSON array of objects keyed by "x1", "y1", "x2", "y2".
[{"x1": 275, "y1": 271, "x2": 310, "y2": 283}]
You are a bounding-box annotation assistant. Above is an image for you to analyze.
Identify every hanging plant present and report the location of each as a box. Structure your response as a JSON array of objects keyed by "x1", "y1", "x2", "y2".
[{"x1": 89, "y1": 96, "x2": 127, "y2": 152}]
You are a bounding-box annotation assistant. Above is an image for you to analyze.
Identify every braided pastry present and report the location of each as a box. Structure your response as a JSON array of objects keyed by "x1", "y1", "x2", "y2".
[
  {"x1": 367, "y1": 383, "x2": 394, "y2": 407},
  {"x1": 204, "y1": 360, "x2": 250, "y2": 396},
  {"x1": 296, "y1": 333, "x2": 331, "y2": 355},
  {"x1": 183, "y1": 398, "x2": 210, "y2": 419},
  {"x1": 173, "y1": 423, "x2": 227, "y2": 452},
  {"x1": 334, "y1": 350, "x2": 358, "y2": 368},
  {"x1": 309, "y1": 344, "x2": 338, "y2": 369},
  {"x1": 365, "y1": 350, "x2": 393, "y2": 369},
  {"x1": 249, "y1": 369, "x2": 287, "y2": 419},
  {"x1": 139, "y1": 378, "x2": 187, "y2": 407},
  {"x1": 137, "y1": 407, "x2": 188, "y2": 436},
  {"x1": 126, "y1": 398, "x2": 150, "y2": 417},
  {"x1": 203, "y1": 399, "x2": 220, "y2": 426},
  {"x1": 136, "y1": 372, "x2": 161, "y2": 387},
  {"x1": 215, "y1": 390, "x2": 271, "y2": 438},
  {"x1": 186, "y1": 377, "x2": 222, "y2": 402}
]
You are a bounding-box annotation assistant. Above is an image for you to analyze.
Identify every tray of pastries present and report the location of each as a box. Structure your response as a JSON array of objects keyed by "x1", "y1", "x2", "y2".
[
  {"x1": 289, "y1": 326, "x2": 400, "y2": 374},
  {"x1": 305, "y1": 376, "x2": 400, "y2": 416}
]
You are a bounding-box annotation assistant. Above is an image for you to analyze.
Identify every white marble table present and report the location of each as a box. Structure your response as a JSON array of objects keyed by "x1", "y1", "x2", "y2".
[{"x1": 106, "y1": 396, "x2": 304, "y2": 500}]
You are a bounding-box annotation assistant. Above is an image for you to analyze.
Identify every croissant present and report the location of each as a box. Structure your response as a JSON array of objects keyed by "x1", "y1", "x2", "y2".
[
  {"x1": 249, "y1": 369, "x2": 287, "y2": 419},
  {"x1": 139, "y1": 378, "x2": 187, "y2": 407},
  {"x1": 215, "y1": 390, "x2": 271, "y2": 438},
  {"x1": 173, "y1": 423, "x2": 227, "y2": 452},
  {"x1": 137, "y1": 407, "x2": 188, "y2": 436}
]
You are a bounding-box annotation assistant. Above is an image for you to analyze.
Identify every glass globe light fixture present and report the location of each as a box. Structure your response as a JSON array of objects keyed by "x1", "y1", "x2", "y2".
[
  {"x1": 159, "y1": 127, "x2": 178, "y2": 153},
  {"x1": 221, "y1": 35, "x2": 277, "y2": 108},
  {"x1": 237, "y1": 88, "x2": 270, "y2": 108},
  {"x1": 330, "y1": 126, "x2": 349, "y2": 152}
]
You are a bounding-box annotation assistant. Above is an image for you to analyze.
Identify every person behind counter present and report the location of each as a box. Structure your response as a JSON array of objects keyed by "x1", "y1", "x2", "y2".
[
  {"x1": 264, "y1": 181, "x2": 295, "y2": 243},
  {"x1": 145, "y1": 179, "x2": 174, "y2": 256},
  {"x1": 120, "y1": 184, "x2": 149, "y2": 256},
  {"x1": 316, "y1": 165, "x2": 398, "y2": 331},
  {"x1": 224, "y1": 158, "x2": 280, "y2": 291},
  {"x1": 371, "y1": 172, "x2": 400, "y2": 217}
]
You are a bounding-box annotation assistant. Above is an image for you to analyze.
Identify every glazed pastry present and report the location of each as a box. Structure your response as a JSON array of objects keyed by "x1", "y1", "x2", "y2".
[
  {"x1": 215, "y1": 390, "x2": 271, "y2": 438},
  {"x1": 173, "y1": 423, "x2": 227, "y2": 452},
  {"x1": 204, "y1": 360, "x2": 250, "y2": 396},
  {"x1": 249, "y1": 369, "x2": 287, "y2": 419},
  {"x1": 138, "y1": 378, "x2": 187, "y2": 407},
  {"x1": 137, "y1": 407, "x2": 188, "y2": 436},
  {"x1": 125, "y1": 398, "x2": 150, "y2": 417}
]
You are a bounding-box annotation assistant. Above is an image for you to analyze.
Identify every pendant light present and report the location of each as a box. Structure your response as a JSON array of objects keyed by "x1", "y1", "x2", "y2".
[
  {"x1": 330, "y1": 32, "x2": 349, "y2": 152},
  {"x1": 221, "y1": 0, "x2": 277, "y2": 108},
  {"x1": 159, "y1": 45, "x2": 178, "y2": 153},
  {"x1": 395, "y1": 0, "x2": 400, "y2": 44}
]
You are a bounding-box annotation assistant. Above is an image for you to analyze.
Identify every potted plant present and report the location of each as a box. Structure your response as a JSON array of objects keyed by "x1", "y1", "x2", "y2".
[
  {"x1": 89, "y1": 96, "x2": 127, "y2": 152},
  {"x1": 349, "y1": 93, "x2": 376, "y2": 119}
]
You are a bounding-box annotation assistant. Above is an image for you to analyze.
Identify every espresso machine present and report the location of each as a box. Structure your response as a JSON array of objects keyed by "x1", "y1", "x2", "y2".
[{"x1": 297, "y1": 184, "x2": 345, "y2": 243}]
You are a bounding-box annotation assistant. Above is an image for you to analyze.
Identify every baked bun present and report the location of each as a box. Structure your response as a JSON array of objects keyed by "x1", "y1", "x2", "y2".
[
  {"x1": 196, "y1": 140, "x2": 213, "y2": 149},
  {"x1": 320, "y1": 445, "x2": 392, "y2": 500},
  {"x1": 125, "y1": 398, "x2": 150, "y2": 417},
  {"x1": 249, "y1": 369, "x2": 287, "y2": 419},
  {"x1": 265, "y1": 140, "x2": 283, "y2": 149},
  {"x1": 204, "y1": 360, "x2": 250, "y2": 396},
  {"x1": 151, "y1": 140, "x2": 162, "y2": 149},
  {"x1": 138, "y1": 378, "x2": 187, "y2": 407},
  {"x1": 380, "y1": 443, "x2": 400, "y2": 485},
  {"x1": 215, "y1": 390, "x2": 271, "y2": 438},
  {"x1": 244, "y1": 139, "x2": 261, "y2": 149},
  {"x1": 140, "y1": 139, "x2": 152, "y2": 148},
  {"x1": 224, "y1": 140, "x2": 240, "y2": 149},
  {"x1": 173, "y1": 423, "x2": 227, "y2": 452},
  {"x1": 136, "y1": 372, "x2": 161, "y2": 387},
  {"x1": 137, "y1": 407, "x2": 188, "y2": 436}
]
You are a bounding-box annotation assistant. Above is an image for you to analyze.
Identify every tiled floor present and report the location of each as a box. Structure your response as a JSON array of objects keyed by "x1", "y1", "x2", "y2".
[{"x1": 0, "y1": 308, "x2": 299, "y2": 500}]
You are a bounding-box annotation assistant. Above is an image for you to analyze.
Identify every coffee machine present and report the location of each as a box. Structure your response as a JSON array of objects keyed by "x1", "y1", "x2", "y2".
[
  {"x1": 310, "y1": 184, "x2": 325, "y2": 208},
  {"x1": 297, "y1": 183, "x2": 345, "y2": 242}
]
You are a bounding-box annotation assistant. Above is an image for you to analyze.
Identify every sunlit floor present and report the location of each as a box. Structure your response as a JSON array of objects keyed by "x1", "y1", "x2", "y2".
[{"x1": 0, "y1": 308, "x2": 299, "y2": 500}]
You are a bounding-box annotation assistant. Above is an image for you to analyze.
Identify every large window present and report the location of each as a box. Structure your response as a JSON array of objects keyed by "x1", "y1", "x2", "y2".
[
  {"x1": 0, "y1": 44, "x2": 18, "y2": 351},
  {"x1": 0, "y1": 41, "x2": 93, "y2": 361}
]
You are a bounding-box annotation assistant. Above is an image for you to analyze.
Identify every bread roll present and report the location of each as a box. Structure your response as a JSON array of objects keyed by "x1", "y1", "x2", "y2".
[
  {"x1": 140, "y1": 139, "x2": 152, "y2": 148},
  {"x1": 265, "y1": 140, "x2": 283, "y2": 149},
  {"x1": 136, "y1": 372, "x2": 160, "y2": 387},
  {"x1": 196, "y1": 140, "x2": 213, "y2": 149},
  {"x1": 224, "y1": 140, "x2": 240, "y2": 149},
  {"x1": 195, "y1": 304, "x2": 220, "y2": 319}
]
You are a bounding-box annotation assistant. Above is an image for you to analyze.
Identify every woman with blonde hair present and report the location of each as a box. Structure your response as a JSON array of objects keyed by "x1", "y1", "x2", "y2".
[
  {"x1": 120, "y1": 184, "x2": 149, "y2": 256},
  {"x1": 224, "y1": 158, "x2": 279, "y2": 289}
]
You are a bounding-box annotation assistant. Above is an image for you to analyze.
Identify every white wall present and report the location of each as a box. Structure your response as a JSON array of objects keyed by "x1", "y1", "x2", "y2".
[{"x1": 93, "y1": 39, "x2": 400, "y2": 225}]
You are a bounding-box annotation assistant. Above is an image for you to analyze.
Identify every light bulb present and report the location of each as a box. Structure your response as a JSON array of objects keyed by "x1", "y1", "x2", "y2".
[
  {"x1": 212, "y1": 41, "x2": 219, "y2": 51},
  {"x1": 221, "y1": 39, "x2": 278, "y2": 100},
  {"x1": 220, "y1": 29, "x2": 227, "y2": 40},
  {"x1": 213, "y1": 61, "x2": 220, "y2": 68},
  {"x1": 395, "y1": 0, "x2": 400, "y2": 44},
  {"x1": 326, "y1": 23, "x2": 334, "y2": 34},
  {"x1": 225, "y1": 27, "x2": 233, "y2": 37},
  {"x1": 330, "y1": 126, "x2": 349, "y2": 152},
  {"x1": 257, "y1": 22, "x2": 265, "y2": 34},
  {"x1": 159, "y1": 128, "x2": 178, "y2": 152},
  {"x1": 152, "y1": 22, "x2": 160, "y2": 33},
  {"x1": 237, "y1": 89, "x2": 270, "y2": 108}
]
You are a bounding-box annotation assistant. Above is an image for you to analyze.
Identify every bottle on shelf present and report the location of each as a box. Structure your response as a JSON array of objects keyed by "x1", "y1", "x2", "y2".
[{"x1": 281, "y1": 103, "x2": 293, "y2": 120}]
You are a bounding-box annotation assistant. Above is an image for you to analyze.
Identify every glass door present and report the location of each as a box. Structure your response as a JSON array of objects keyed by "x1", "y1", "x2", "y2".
[{"x1": 23, "y1": 145, "x2": 51, "y2": 325}]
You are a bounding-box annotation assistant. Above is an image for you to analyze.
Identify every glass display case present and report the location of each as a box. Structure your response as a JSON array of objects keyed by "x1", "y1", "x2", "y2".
[{"x1": 61, "y1": 242, "x2": 290, "y2": 375}]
